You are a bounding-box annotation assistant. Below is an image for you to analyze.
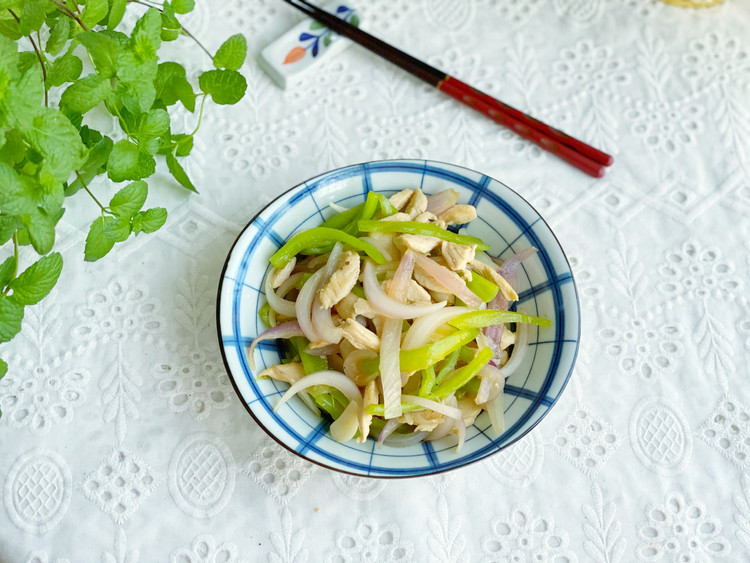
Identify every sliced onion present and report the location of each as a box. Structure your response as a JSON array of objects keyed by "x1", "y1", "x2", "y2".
[
  {"x1": 426, "y1": 396, "x2": 458, "y2": 441},
  {"x1": 311, "y1": 295, "x2": 343, "y2": 345},
  {"x1": 306, "y1": 343, "x2": 338, "y2": 356},
  {"x1": 363, "y1": 261, "x2": 446, "y2": 319},
  {"x1": 454, "y1": 416, "x2": 466, "y2": 452},
  {"x1": 377, "y1": 418, "x2": 401, "y2": 448},
  {"x1": 401, "y1": 394, "x2": 462, "y2": 419},
  {"x1": 380, "y1": 317, "x2": 403, "y2": 419},
  {"x1": 486, "y1": 392, "x2": 505, "y2": 435},
  {"x1": 383, "y1": 430, "x2": 428, "y2": 448},
  {"x1": 499, "y1": 321, "x2": 530, "y2": 378},
  {"x1": 426, "y1": 189, "x2": 459, "y2": 215},
  {"x1": 330, "y1": 400, "x2": 360, "y2": 442},
  {"x1": 492, "y1": 247, "x2": 538, "y2": 279},
  {"x1": 402, "y1": 306, "x2": 471, "y2": 350},
  {"x1": 476, "y1": 364, "x2": 504, "y2": 405},
  {"x1": 298, "y1": 391, "x2": 321, "y2": 416},
  {"x1": 323, "y1": 242, "x2": 344, "y2": 279},
  {"x1": 413, "y1": 253, "x2": 482, "y2": 308},
  {"x1": 389, "y1": 250, "x2": 416, "y2": 302},
  {"x1": 274, "y1": 370, "x2": 362, "y2": 412},
  {"x1": 328, "y1": 201, "x2": 349, "y2": 213},
  {"x1": 360, "y1": 236, "x2": 394, "y2": 262},
  {"x1": 246, "y1": 321, "x2": 303, "y2": 370},
  {"x1": 343, "y1": 349, "x2": 378, "y2": 386},
  {"x1": 295, "y1": 269, "x2": 325, "y2": 343},
  {"x1": 264, "y1": 272, "x2": 297, "y2": 317}
]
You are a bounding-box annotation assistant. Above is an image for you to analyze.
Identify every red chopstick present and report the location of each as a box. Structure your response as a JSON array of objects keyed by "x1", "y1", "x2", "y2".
[{"x1": 282, "y1": 0, "x2": 613, "y2": 177}]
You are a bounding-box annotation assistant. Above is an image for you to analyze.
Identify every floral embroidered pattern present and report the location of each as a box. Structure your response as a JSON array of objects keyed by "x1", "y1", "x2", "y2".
[
  {"x1": 485, "y1": 430, "x2": 544, "y2": 488},
  {"x1": 637, "y1": 492, "x2": 731, "y2": 561},
  {"x1": 242, "y1": 440, "x2": 315, "y2": 504},
  {"x1": 25, "y1": 552, "x2": 71, "y2": 563},
  {"x1": 552, "y1": 40, "x2": 630, "y2": 91},
  {"x1": 331, "y1": 474, "x2": 387, "y2": 501},
  {"x1": 682, "y1": 32, "x2": 750, "y2": 88},
  {"x1": 733, "y1": 473, "x2": 750, "y2": 551},
  {"x1": 699, "y1": 396, "x2": 750, "y2": 470},
  {"x1": 582, "y1": 484, "x2": 626, "y2": 563},
  {"x1": 552, "y1": 406, "x2": 619, "y2": 478},
  {"x1": 657, "y1": 240, "x2": 742, "y2": 300},
  {"x1": 358, "y1": 116, "x2": 437, "y2": 160},
  {"x1": 629, "y1": 396, "x2": 693, "y2": 476},
  {"x1": 624, "y1": 100, "x2": 703, "y2": 155},
  {"x1": 170, "y1": 534, "x2": 250, "y2": 563},
  {"x1": 102, "y1": 527, "x2": 139, "y2": 563},
  {"x1": 325, "y1": 518, "x2": 414, "y2": 562},
  {"x1": 269, "y1": 507, "x2": 308, "y2": 563},
  {"x1": 475, "y1": 0, "x2": 544, "y2": 27}
]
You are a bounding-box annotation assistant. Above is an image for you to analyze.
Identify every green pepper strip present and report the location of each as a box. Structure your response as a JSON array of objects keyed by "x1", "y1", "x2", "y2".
[
  {"x1": 431, "y1": 347, "x2": 493, "y2": 400},
  {"x1": 466, "y1": 273, "x2": 500, "y2": 303},
  {"x1": 351, "y1": 285, "x2": 366, "y2": 299},
  {"x1": 435, "y1": 348, "x2": 460, "y2": 385},
  {"x1": 459, "y1": 345, "x2": 476, "y2": 363},
  {"x1": 357, "y1": 219, "x2": 491, "y2": 250},
  {"x1": 360, "y1": 191, "x2": 380, "y2": 222},
  {"x1": 290, "y1": 337, "x2": 328, "y2": 374},
  {"x1": 320, "y1": 203, "x2": 364, "y2": 230},
  {"x1": 258, "y1": 301, "x2": 272, "y2": 328},
  {"x1": 448, "y1": 309, "x2": 552, "y2": 329},
  {"x1": 458, "y1": 377, "x2": 481, "y2": 396},
  {"x1": 360, "y1": 328, "x2": 479, "y2": 374},
  {"x1": 294, "y1": 272, "x2": 312, "y2": 289},
  {"x1": 270, "y1": 227, "x2": 386, "y2": 269},
  {"x1": 366, "y1": 402, "x2": 424, "y2": 416},
  {"x1": 376, "y1": 193, "x2": 397, "y2": 216},
  {"x1": 418, "y1": 365, "x2": 436, "y2": 397}
]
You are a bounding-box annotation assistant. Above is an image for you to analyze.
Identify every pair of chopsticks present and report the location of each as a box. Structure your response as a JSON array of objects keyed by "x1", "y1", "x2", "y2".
[{"x1": 282, "y1": 0, "x2": 613, "y2": 178}]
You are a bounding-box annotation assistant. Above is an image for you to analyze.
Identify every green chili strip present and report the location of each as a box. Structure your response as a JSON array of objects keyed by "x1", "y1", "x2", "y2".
[
  {"x1": 376, "y1": 193, "x2": 397, "y2": 216},
  {"x1": 360, "y1": 191, "x2": 380, "y2": 222},
  {"x1": 448, "y1": 309, "x2": 552, "y2": 329},
  {"x1": 320, "y1": 203, "x2": 364, "y2": 230},
  {"x1": 458, "y1": 377, "x2": 481, "y2": 397},
  {"x1": 459, "y1": 345, "x2": 476, "y2": 363},
  {"x1": 431, "y1": 347, "x2": 493, "y2": 400},
  {"x1": 435, "y1": 348, "x2": 460, "y2": 385},
  {"x1": 270, "y1": 227, "x2": 386, "y2": 269},
  {"x1": 466, "y1": 273, "x2": 500, "y2": 302},
  {"x1": 313, "y1": 390, "x2": 348, "y2": 419},
  {"x1": 418, "y1": 365, "x2": 436, "y2": 397},
  {"x1": 351, "y1": 285, "x2": 366, "y2": 299},
  {"x1": 366, "y1": 402, "x2": 423, "y2": 416},
  {"x1": 258, "y1": 301, "x2": 272, "y2": 328},
  {"x1": 294, "y1": 272, "x2": 312, "y2": 289},
  {"x1": 357, "y1": 219, "x2": 491, "y2": 250},
  {"x1": 290, "y1": 337, "x2": 328, "y2": 374}
]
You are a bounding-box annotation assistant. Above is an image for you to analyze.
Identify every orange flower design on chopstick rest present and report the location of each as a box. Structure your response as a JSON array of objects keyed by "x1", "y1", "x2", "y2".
[
  {"x1": 282, "y1": 5, "x2": 358, "y2": 65},
  {"x1": 283, "y1": 46, "x2": 306, "y2": 65}
]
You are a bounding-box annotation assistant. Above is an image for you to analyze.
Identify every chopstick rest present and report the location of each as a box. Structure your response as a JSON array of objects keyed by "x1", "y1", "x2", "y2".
[{"x1": 259, "y1": 1, "x2": 361, "y2": 89}]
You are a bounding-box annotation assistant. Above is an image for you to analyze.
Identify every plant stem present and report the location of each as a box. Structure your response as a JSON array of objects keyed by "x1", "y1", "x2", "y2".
[
  {"x1": 7, "y1": 11, "x2": 48, "y2": 106},
  {"x1": 48, "y1": 0, "x2": 88, "y2": 30},
  {"x1": 109, "y1": 104, "x2": 135, "y2": 141},
  {"x1": 12, "y1": 233, "x2": 18, "y2": 279},
  {"x1": 189, "y1": 94, "x2": 207, "y2": 136},
  {"x1": 76, "y1": 171, "x2": 107, "y2": 213}
]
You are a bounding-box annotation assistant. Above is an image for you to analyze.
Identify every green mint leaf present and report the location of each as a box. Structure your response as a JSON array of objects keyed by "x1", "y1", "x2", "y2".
[
  {"x1": 107, "y1": 139, "x2": 139, "y2": 182},
  {"x1": 0, "y1": 163, "x2": 37, "y2": 215},
  {"x1": 132, "y1": 207, "x2": 167, "y2": 234},
  {"x1": 66, "y1": 136, "x2": 113, "y2": 196},
  {"x1": 3, "y1": 66, "x2": 44, "y2": 131},
  {"x1": 17, "y1": 51, "x2": 38, "y2": 73},
  {"x1": 160, "y1": 2, "x2": 180, "y2": 42},
  {"x1": 137, "y1": 108, "x2": 170, "y2": 140},
  {"x1": 46, "y1": 16, "x2": 71, "y2": 55},
  {"x1": 0, "y1": 35, "x2": 19, "y2": 79},
  {"x1": 79, "y1": 124, "x2": 103, "y2": 148},
  {"x1": 108, "y1": 0, "x2": 127, "y2": 29},
  {"x1": 0, "y1": 255, "x2": 16, "y2": 288},
  {"x1": 47, "y1": 53, "x2": 83, "y2": 87},
  {"x1": 60, "y1": 74, "x2": 112, "y2": 114},
  {"x1": 22, "y1": 208, "x2": 57, "y2": 255},
  {"x1": 26, "y1": 107, "x2": 87, "y2": 182},
  {"x1": 0, "y1": 298, "x2": 24, "y2": 344},
  {"x1": 213, "y1": 34, "x2": 247, "y2": 71},
  {"x1": 131, "y1": 8, "x2": 162, "y2": 61},
  {"x1": 0, "y1": 18, "x2": 22, "y2": 41},
  {"x1": 155, "y1": 62, "x2": 195, "y2": 111},
  {"x1": 81, "y1": 0, "x2": 108, "y2": 29},
  {"x1": 165, "y1": 152, "x2": 197, "y2": 192},
  {"x1": 135, "y1": 151, "x2": 156, "y2": 179},
  {"x1": 115, "y1": 77, "x2": 156, "y2": 115},
  {"x1": 0, "y1": 129, "x2": 25, "y2": 166},
  {"x1": 110, "y1": 180, "x2": 147, "y2": 217},
  {"x1": 76, "y1": 31, "x2": 121, "y2": 77},
  {"x1": 8, "y1": 252, "x2": 63, "y2": 306},
  {"x1": 20, "y1": 0, "x2": 46, "y2": 36},
  {"x1": 199, "y1": 69, "x2": 246, "y2": 105},
  {"x1": 84, "y1": 217, "x2": 115, "y2": 261},
  {"x1": 0, "y1": 216, "x2": 22, "y2": 245},
  {"x1": 174, "y1": 134, "x2": 193, "y2": 157},
  {"x1": 0, "y1": 357, "x2": 7, "y2": 380},
  {"x1": 102, "y1": 215, "x2": 131, "y2": 242},
  {"x1": 172, "y1": 0, "x2": 195, "y2": 14}
]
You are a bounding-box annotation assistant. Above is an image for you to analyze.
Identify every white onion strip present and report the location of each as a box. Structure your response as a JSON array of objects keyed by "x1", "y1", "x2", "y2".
[
  {"x1": 360, "y1": 236, "x2": 394, "y2": 262},
  {"x1": 274, "y1": 370, "x2": 362, "y2": 412},
  {"x1": 476, "y1": 364, "x2": 504, "y2": 405},
  {"x1": 455, "y1": 416, "x2": 466, "y2": 452},
  {"x1": 426, "y1": 189, "x2": 459, "y2": 215},
  {"x1": 246, "y1": 321, "x2": 303, "y2": 370},
  {"x1": 311, "y1": 295, "x2": 343, "y2": 344},
  {"x1": 426, "y1": 396, "x2": 458, "y2": 441},
  {"x1": 377, "y1": 418, "x2": 401, "y2": 448},
  {"x1": 401, "y1": 395, "x2": 462, "y2": 419},
  {"x1": 412, "y1": 253, "x2": 482, "y2": 308},
  {"x1": 486, "y1": 391, "x2": 505, "y2": 435},
  {"x1": 295, "y1": 269, "x2": 325, "y2": 343},
  {"x1": 383, "y1": 431, "x2": 428, "y2": 448},
  {"x1": 363, "y1": 261, "x2": 446, "y2": 319},
  {"x1": 380, "y1": 318, "x2": 403, "y2": 419},
  {"x1": 401, "y1": 306, "x2": 471, "y2": 350},
  {"x1": 499, "y1": 320, "x2": 530, "y2": 378},
  {"x1": 264, "y1": 272, "x2": 297, "y2": 317}
]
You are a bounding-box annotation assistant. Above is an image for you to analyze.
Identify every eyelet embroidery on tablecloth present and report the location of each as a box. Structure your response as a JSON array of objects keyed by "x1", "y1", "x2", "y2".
[
  {"x1": 629, "y1": 396, "x2": 693, "y2": 476},
  {"x1": 699, "y1": 395, "x2": 750, "y2": 470},
  {"x1": 480, "y1": 505, "x2": 578, "y2": 563},
  {"x1": 285, "y1": 59, "x2": 365, "y2": 107},
  {"x1": 170, "y1": 534, "x2": 250, "y2": 563},
  {"x1": 624, "y1": 0, "x2": 663, "y2": 19},
  {"x1": 552, "y1": 405, "x2": 619, "y2": 478},
  {"x1": 553, "y1": 0, "x2": 604, "y2": 25},
  {"x1": 241, "y1": 439, "x2": 315, "y2": 504},
  {"x1": 733, "y1": 473, "x2": 750, "y2": 551},
  {"x1": 474, "y1": 0, "x2": 544, "y2": 28},
  {"x1": 739, "y1": 317, "x2": 750, "y2": 350},
  {"x1": 102, "y1": 527, "x2": 139, "y2": 563},
  {"x1": 637, "y1": 491, "x2": 731, "y2": 561},
  {"x1": 426, "y1": 470, "x2": 457, "y2": 492},
  {"x1": 81, "y1": 447, "x2": 163, "y2": 525},
  {"x1": 422, "y1": 0, "x2": 475, "y2": 32},
  {"x1": 582, "y1": 483, "x2": 626, "y2": 563},
  {"x1": 0, "y1": 355, "x2": 89, "y2": 436},
  {"x1": 428, "y1": 495, "x2": 469, "y2": 563},
  {"x1": 3, "y1": 449, "x2": 72, "y2": 535},
  {"x1": 168, "y1": 433, "x2": 235, "y2": 519},
  {"x1": 25, "y1": 552, "x2": 71, "y2": 563},
  {"x1": 682, "y1": 32, "x2": 750, "y2": 88},
  {"x1": 352, "y1": 0, "x2": 416, "y2": 34},
  {"x1": 552, "y1": 40, "x2": 630, "y2": 91},
  {"x1": 624, "y1": 100, "x2": 704, "y2": 155},
  {"x1": 157, "y1": 198, "x2": 243, "y2": 256},
  {"x1": 357, "y1": 115, "x2": 437, "y2": 161},
  {"x1": 568, "y1": 255, "x2": 603, "y2": 303},
  {"x1": 269, "y1": 507, "x2": 308, "y2": 563},
  {"x1": 484, "y1": 429, "x2": 544, "y2": 488},
  {"x1": 218, "y1": 0, "x2": 278, "y2": 36},
  {"x1": 331, "y1": 473, "x2": 387, "y2": 501},
  {"x1": 324, "y1": 517, "x2": 415, "y2": 563}
]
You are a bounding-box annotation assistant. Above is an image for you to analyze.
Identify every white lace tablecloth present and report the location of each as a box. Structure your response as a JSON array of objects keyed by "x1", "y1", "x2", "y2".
[{"x1": 3, "y1": 0, "x2": 750, "y2": 561}]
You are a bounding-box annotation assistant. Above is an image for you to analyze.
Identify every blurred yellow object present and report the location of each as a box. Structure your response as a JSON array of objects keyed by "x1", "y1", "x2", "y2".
[{"x1": 660, "y1": 0, "x2": 723, "y2": 6}]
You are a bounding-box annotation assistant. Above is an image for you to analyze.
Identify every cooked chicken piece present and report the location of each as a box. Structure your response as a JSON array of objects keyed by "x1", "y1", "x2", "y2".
[
  {"x1": 414, "y1": 262, "x2": 466, "y2": 295},
  {"x1": 395, "y1": 234, "x2": 440, "y2": 254},
  {"x1": 500, "y1": 327, "x2": 517, "y2": 350},
  {"x1": 401, "y1": 409, "x2": 444, "y2": 432},
  {"x1": 457, "y1": 397, "x2": 483, "y2": 427},
  {"x1": 441, "y1": 241, "x2": 476, "y2": 272},
  {"x1": 496, "y1": 349, "x2": 509, "y2": 367},
  {"x1": 358, "y1": 380, "x2": 379, "y2": 443},
  {"x1": 369, "y1": 232, "x2": 399, "y2": 262},
  {"x1": 354, "y1": 298, "x2": 377, "y2": 318},
  {"x1": 404, "y1": 189, "x2": 427, "y2": 218},
  {"x1": 269, "y1": 257, "x2": 296, "y2": 289},
  {"x1": 318, "y1": 251, "x2": 361, "y2": 308},
  {"x1": 428, "y1": 290, "x2": 455, "y2": 306},
  {"x1": 413, "y1": 211, "x2": 439, "y2": 224},
  {"x1": 342, "y1": 318, "x2": 380, "y2": 351},
  {"x1": 380, "y1": 212, "x2": 411, "y2": 222},
  {"x1": 389, "y1": 189, "x2": 413, "y2": 211},
  {"x1": 439, "y1": 204, "x2": 477, "y2": 225},
  {"x1": 258, "y1": 362, "x2": 305, "y2": 385},
  {"x1": 334, "y1": 292, "x2": 358, "y2": 320},
  {"x1": 469, "y1": 259, "x2": 518, "y2": 301},
  {"x1": 405, "y1": 280, "x2": 432, "y2": 304}
]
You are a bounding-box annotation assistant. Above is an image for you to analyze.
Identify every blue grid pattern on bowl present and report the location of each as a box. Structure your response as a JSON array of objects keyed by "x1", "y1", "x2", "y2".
[{"x1": 217, "y1": 160, "x2": 580, "y2": 477}]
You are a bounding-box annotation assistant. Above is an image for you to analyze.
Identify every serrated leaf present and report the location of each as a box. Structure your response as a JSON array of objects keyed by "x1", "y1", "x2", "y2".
[
  {"x1": 116, "y1": 76, "x2": 156, "y2": 114},
  {"x1": 0, "y1": 215, "x2": 22, "y2": 244},
  {"x1": 8, "y1": 252, "x2": 62, "y2": 306},
  {"x1": 0, "y1": 163, "x2": 37, "y2": 215},
  {"x1": 23, "y1": 207, "x2": 57, "y2": 255},
  {"x1": 26, "y1": 107, "x2": 86, "y2": 182},
  {"x1": 132, "y1": 207, "x2": 167, "y2": 234},
  {"x1": 84, "y1": 217, "x2": 115, "y2": 261},
  {"x1": 81, "y1": 0, "x2": 108, "y2": 28},
  {"x1": 60, "y1": 74, "x2": 111, "y2": 113},
  {"x1": 0, "y1": 18, "x2": 22, "y2": 41},
  {"x1": 199, "y1": 69, "x2": 246, "y2": 105},
  {"x1": 0, "y1": 297, "x2": 23, "y2": 343},
  {"x1": 131, "y1": 8, "x2": 162, "y2": 61},
  {"x1": 155, "y1": 62, "x2": 195, "y2": 111},
  {"x1": 17, "y1": 51, "x2": 37, "y2": 74},
  {"x1": 102, "y1": 215, "x2": 131, "y2": 242},
  {"x1": 0, "y1": 255, "x2": 16, "y2": 288},
  {"x1": 165, "y1": 152, "x2": 197, "y2": 192},
  {"x1": 108, "y1": 0, "x2": 127, "y2": 29},
  {"x1": 20, "y1": 0, "x2": 46, "y2": 35},
  {"x1": 161, "y1": 2, "x2": 181, "y2": 41},
  {"x1": 46, "y1": 16, "x2": 71, "y2": 55},
  {"x1": 66, "y1": 136, "x2": 113, "y2": 196},
  {"x1": 0, "y1": 129, "x2": 25, "y2": 166},
  {"x1": 0, "y1": 357, "x2": 7, "y2": 379},
  {"x1": 76, "y1": 31, "x2": 120, "y2": 77},
  {"x1": 107, "y1": 139, "x2": 139, "y2": 182},
  {"x1": 110, "y1": 180, "x2": 147, "y2": 217},
  {"x1": 135, "y1": 150, "x2": 155, "y2": 179},
  {"x1": 213, "y1": 34, "x2": 247, "y2": 71},
  {"x1": 3, "y1": 66, "x2": 44, "y2": 131},
  {"x1": 173, "y1": 134, "x2": 193, "y2": 156},
  {"x1": 47, "y1": 53, "x2": 83, "y2": 87},
  {"x1": 172, "y1": 0, "x2": 194, "y2": 14},
  {"x1": 137, "y1": 108, "x2": 169, "y2": 140}
]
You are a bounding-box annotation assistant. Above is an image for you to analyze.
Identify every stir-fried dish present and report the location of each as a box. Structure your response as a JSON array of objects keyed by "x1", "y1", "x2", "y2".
[{"x1": 248, "y1": 187, "x2": 550, "y2": 450}]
